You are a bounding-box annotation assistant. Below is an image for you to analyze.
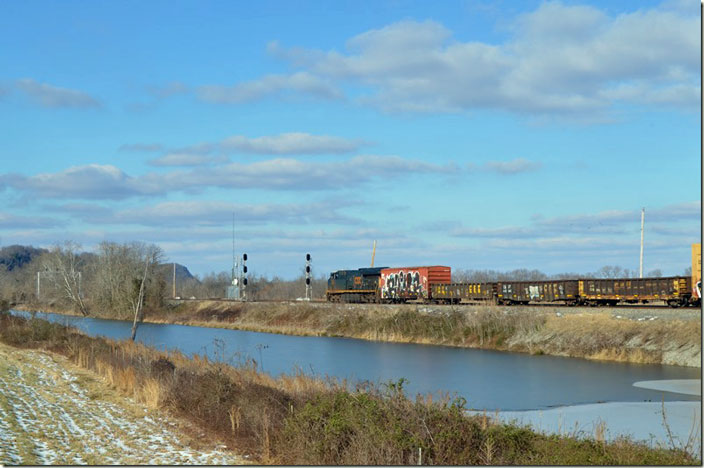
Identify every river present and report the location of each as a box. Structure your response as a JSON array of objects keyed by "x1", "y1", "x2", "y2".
[{"x1": 11, "y1": 309, "x2": 699, "y2": 411}]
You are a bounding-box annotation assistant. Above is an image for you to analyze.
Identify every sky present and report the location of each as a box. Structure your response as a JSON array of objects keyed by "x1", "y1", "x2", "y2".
[{"x1": 0, "y1": 0, "x2": 700, "y2": 279}]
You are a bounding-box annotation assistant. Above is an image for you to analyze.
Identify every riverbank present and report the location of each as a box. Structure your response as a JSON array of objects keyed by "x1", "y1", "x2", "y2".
[
  {"x1": 14, "y1": 300, "x2": 702, "y2": 367},
  {"x1": 0, "y1": 312, "x2": 698, "y2": 465}
]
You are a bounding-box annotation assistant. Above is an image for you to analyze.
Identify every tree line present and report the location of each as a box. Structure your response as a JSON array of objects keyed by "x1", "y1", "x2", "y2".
[
  {"x1": 451, "y1": 265, "x2": 670, "y2": 282},
  {"x1": 0, "y1": 243, "x2": 329, "y2": 338},
  {"x1": 0, "y1": 242, "x2": 689, "y2": 338}
]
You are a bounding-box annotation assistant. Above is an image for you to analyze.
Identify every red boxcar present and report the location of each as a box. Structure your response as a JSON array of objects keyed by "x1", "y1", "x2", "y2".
[{"x1": 379, "y1": 266, "x2": 451, "y2": 301}]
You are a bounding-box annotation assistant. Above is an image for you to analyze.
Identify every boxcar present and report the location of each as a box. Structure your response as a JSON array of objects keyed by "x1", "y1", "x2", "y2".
[
  {"x1": 578, "y1": 276, "x2": 691, "y2": 306},
  {"x1": 430, "y1": 282, "x2": 496, "y2": 304},
  {"x1": 379, "y1": 266, "x2": 451, "y2": 302},
  {"x1": 496, "y1": 280, "x2": 579, "y2": 305}
]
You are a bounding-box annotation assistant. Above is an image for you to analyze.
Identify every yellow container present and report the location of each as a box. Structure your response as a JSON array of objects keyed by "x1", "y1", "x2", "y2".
[{"x1": 692, "y1": 243, "x2": 701, "y2": 294}]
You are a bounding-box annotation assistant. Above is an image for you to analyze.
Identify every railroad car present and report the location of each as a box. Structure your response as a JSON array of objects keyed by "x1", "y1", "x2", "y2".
[
  {"x1": 326, "y1": 245, "x2": 700, "y2": 307},
  {"x1": 495, "y1": 280, "x2": 579, "y2": 305},
  {"x1": 430, "y1": 282, "x2": 495, "y2": 304},
  {"x1": 692, "y1": 243, "x2": 701, "y2": 306},
  {"x1": 577, "y1": 277, "x2": 691, "y2": 307},
  {"x1": 326, "y1": 267, "x2": 387, "y2": 303},
  {"x1": 379, "y1": 266, "x2": 451, "y2": 302}
]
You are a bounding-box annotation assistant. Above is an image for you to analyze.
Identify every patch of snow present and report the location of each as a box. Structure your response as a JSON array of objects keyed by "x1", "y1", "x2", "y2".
[
  {"x1": 470, "y1": 401, "x2": 701, "y2": 455},
  {"x1": 633, "y1": 379, "x2": 701, "y2": 396}
]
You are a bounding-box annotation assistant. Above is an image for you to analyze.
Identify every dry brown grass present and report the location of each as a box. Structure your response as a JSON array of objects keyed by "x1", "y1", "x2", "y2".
[
  {"x1": 0, "y1": 312, "x2": 699, "y2": 466},
  {"x1": 20, "y1": 297, "x2": 701, "y2": 366},
  {"x1": 522, "y1": 313, "x2": 702, "y2": 365}
]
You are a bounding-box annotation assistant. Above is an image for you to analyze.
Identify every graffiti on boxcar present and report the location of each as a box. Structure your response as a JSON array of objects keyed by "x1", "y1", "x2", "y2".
[
  {"x1": 528, "y1": 285, "x2": 540, "y2": 300},
  {"x1": 382, "y1": 271, "x2": 422, "y2": 298}
]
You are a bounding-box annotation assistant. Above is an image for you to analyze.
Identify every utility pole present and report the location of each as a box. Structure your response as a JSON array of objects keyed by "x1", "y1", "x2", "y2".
[
  {"x1": 232, "y1": 211, "x2": 239, "y2": 292},
  {"x1": 172, "y1": 262, "x2": 176, "y2": 298},
  {"x1": 371, "y1": 240, "x2": 377, "y2": 268},
  {"x1": 639, "y1": 208, "x2": 645, "y2": 278}
]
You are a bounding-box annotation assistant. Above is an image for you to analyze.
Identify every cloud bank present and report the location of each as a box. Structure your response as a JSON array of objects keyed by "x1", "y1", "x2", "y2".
[
  {"x1": 259, "y1": 2, "x2": 698, "y2": 115},
  {"x1": 15, "y1": 79, "x2": 101, "y2": 109}
]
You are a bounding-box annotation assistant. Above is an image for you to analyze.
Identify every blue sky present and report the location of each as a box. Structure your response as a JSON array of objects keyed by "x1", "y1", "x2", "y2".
[{"x1": 0, "y1": 0, "x2": 700, "y2": 279}]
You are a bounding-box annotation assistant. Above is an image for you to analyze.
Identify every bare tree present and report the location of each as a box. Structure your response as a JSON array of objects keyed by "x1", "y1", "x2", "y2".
[
  {"x1": 93, "y1": 242, "x2": 136, "y2": 318},
  {"x1": 92, "y1": 241, "x2": 164, "y2": 339},
  {"x1": 42, "y1": 242, "x2": 89, "y2": 315},
  {"x1": 129, "y1": 244, "x2": 163, "y2": 341},
  {"x1": 596, "y1": 265, "x2": 623, "y2": 278}
]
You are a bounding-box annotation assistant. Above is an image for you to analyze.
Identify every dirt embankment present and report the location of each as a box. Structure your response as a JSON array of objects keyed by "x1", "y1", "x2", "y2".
[
  {"x1": 0, "y1": 342, "x2": 248, "y2": 465},
  {"x1": 154, "y1": 301, "x2": 702, "y2": 368}
]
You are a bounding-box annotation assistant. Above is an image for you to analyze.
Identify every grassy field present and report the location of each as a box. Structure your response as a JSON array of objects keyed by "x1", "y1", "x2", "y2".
[
  {"x1": 135, "y1": 300, "x2": 701, "y2": 367},
  {"x1": 0, "y1": 311, "x2": 699, "y2": 465}
]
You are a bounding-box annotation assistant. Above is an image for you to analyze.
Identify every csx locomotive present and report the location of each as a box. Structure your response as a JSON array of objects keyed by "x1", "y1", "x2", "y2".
[{"x1": 326, "y1": 244, "x2": 702, "y2": 308}]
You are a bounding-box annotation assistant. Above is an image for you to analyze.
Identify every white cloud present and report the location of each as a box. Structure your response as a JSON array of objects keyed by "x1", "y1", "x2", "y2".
[
  {"x1": 221, "y1": 132, "x2": 364, "y2": 155},
  {"x1": 447, "y1": 202, "x2": 701, "y2": 240},
  {"x1": 138, "y1": 132, "x2": 364, "y2": 159},
  {"x1": 1, "y1": 155, "x2": 455, "y2": 199},
  {"x1": 2, "y1": 164, "x2": 157, "y2": 199},
  {"x1": 265, "y1": 2, "x2": 698, "y2": 116},
  {"x1": 107, "y1": 200, "x2": 359, "y2": 226},
  {"x1": 154, "y1": 154, "x2": 456, "y2": 191},
  {"x1": 15, "y1": 79, "x2": 101, "y2": 109},
  {"x1": 197, "y1": 71, "x2": 342, "y2": 104},
  {"x1": 0, "y1": 212, "x2": 64, "y2": 228},
  {"x1": 485, "y1": 158, "x2": 542, "y2": 174},
  {"x1": 148, "y1": 153, "x2": 229, "y2": 167}
]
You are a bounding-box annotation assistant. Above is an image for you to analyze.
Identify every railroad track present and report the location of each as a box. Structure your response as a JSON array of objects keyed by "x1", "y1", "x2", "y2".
[{"x1": 168, "y1": 297, "x2": 697, "y2": 309}]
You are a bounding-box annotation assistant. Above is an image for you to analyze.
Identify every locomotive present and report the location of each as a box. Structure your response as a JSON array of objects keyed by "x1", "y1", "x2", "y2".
[{"x1": 326, "y1": 250, "x2": 702, "y2": 308}]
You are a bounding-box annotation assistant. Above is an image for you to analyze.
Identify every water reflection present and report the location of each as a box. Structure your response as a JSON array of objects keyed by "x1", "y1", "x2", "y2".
[{"x1": 11, "y1": 310, "x2": 701, "y2": 411}]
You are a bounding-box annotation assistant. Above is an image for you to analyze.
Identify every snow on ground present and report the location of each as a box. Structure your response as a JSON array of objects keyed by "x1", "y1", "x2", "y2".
[
  {"x1": 0, "y1": 343, "x2": 248, "y2": 465},
  {"x1": 471, "y1": 400, "x2": 701, "y2": 456},
  {"x1": 633, "y1": 379, "x2": 701, "y2": 396}
]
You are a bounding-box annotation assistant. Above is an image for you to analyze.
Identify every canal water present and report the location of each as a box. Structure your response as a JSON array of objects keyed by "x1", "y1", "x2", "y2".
[{"x1": 10, "y1": 310, "x2": 701, "y2": 411}]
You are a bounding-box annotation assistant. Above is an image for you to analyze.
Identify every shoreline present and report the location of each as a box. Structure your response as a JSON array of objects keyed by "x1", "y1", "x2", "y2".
[
  {"x1": 0, "y1": 311, "x2": 699, "y2": 465},
  {"x1": 470, "y1": 400, "x2": 702, "y2": 457},
  {"x1": 13, "y1": 300, "x2": 702, "y2": 368}
]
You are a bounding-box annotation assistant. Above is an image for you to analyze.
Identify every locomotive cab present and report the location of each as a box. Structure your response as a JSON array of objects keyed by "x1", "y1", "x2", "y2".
[{"x1": 326, "y1": 267, "x2": 387, "y2": 303}]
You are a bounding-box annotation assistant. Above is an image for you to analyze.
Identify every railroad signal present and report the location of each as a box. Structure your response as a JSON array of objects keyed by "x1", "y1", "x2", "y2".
[
  {"x1": 305, "y1": 253, "x2": 312, "y2": 300},
  {"x1": 242, "y1": 253, "x2": 248, "y2": 300}
]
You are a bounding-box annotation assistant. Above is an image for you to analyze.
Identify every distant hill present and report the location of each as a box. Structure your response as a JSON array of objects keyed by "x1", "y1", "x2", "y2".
[
  {"x1": 0, "y1": 245, "x2": 197, "y2": 284},
  {"x1": 0, "y1": 245, "x2": 48, "y2": 271},
  {"x1": 156, "y1": 262, "x2": 195, "y2": 284}
]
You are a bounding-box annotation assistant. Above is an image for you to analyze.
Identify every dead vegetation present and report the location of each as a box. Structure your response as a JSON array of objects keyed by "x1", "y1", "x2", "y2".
[
  {"x1": 139, "y1": 301, "x2": 701, "y2": 367},
  {"x1": 0, "y1": 312, "x2": 699, "y2": 465},
  {"x1": 0, "y1": 341, "x2": 245, "y2": 465}
]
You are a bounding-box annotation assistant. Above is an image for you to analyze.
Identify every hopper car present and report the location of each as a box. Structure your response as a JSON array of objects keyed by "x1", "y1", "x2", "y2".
[{"x1": 327, "y1": 266, "x2": 700, "y2": 308}]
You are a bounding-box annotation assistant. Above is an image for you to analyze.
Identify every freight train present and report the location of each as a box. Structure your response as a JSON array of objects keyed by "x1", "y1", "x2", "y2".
[{"x1": 326, "y1": 244, "x2": 702, "y2": 308}]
